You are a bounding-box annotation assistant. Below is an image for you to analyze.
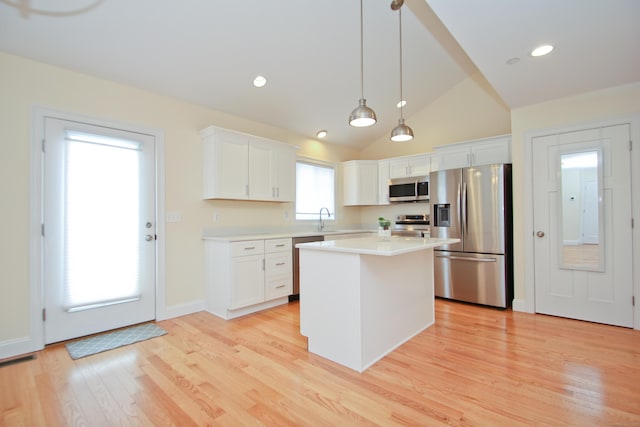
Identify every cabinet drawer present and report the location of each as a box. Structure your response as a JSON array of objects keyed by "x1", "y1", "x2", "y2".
[
  {"x1": 265, "y1": 252, "x2": 292, "y2": 276},
  {"x1": 265, "y1": 276, "x2": 292, "y2": 300},
  {"x1": 265, "y1": 238, "x2": 292, "y2": 253},
  {"x1": 231, "y1": 240, "x2": 264, "y2": 257}
]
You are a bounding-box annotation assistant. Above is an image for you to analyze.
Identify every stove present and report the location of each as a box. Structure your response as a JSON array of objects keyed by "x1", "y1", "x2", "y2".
[{"x1": 392, "y1": 214, "x2": 430, "y2": 237}]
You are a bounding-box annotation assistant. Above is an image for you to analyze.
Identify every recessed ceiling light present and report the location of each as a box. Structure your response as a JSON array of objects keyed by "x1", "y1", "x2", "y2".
[
  {"x1": 531, "y1": 44, "x2": 554, "y2": 57},
  {"x1": 316, "y1": 130, "x2": 327, "y2": 139},
  {"x1": 396, "y1": 100, "x2": 407, "y2": 108},
  {"x1": 253, "y1": 75, "x2": 267, "y2": 87}
]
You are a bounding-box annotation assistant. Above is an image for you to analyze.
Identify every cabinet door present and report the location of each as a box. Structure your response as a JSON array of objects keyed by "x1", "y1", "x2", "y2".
[
  {"x1": 343, "y1": 161, "x2": 378, "y2": 206},
  {"x1": 230, "y1": 254, "x2": 264, "y2": 309},
  {"x1": 248, "y1": 139, "x2": 274, "y2": 201},
  {"x1": 272, "y1": 146, "x2": 296, "y2": 201},
  {"x1": 470, "y1": 138, "x2": 511, "y2": 166},
  {"x1": 432, "y1": 147, "x2": 470, "y2": 171},
  {"x1": 388, "y1": 159, "x2": 410, "y2": 178},
  {"x1": 203, "y1": 132, "x2": 249, "y2": 199},
  {"x1": 408, "y1": 155, "x2": 431, "y2": 176},
  {"x1": 378, "y1": 160, "x2": 390, "y2": 205}
]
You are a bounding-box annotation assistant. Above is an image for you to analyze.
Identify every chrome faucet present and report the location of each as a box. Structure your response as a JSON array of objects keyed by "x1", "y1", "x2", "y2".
[{"x1": 318, "y1": 207, "x2": 331, "y2": 231}]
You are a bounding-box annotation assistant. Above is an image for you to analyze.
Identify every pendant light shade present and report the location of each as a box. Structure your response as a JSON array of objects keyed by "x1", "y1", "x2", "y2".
[
  {"x1": 391, "y1": 118, "x2": 414, "y2": 142},
  {"x1": 349, "y1": 0, "x2": 376, "y2": 127},
  {"x1": 349, "y1": 99, "x2": 377, "y2": 127},
  {"x1": 389, "y1": 1, "x2": 413, "y2": 142}
]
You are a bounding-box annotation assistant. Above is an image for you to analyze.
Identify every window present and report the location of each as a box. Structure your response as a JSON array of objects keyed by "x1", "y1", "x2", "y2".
[{"x1": 295, "y1": 159, "x2": 335, "y2": 221}]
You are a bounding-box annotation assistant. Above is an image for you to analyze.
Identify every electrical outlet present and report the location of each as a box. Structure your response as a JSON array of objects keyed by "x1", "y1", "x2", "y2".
[
  {"x1": 166, "y1": 212, "x2": 181, "y2": 223},
  {"x1": 213, "y1": 212, "x2": 219, "y2": 222},
  {"x1": 283, "y1": 210, "x2": 289, "y2": 220}
]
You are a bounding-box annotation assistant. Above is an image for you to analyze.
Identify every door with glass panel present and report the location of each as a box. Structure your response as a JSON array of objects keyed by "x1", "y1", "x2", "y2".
[
  {"x1": 43, "y1": 118, "x2": 156, "y2": 344},
  {"x1": 532, "y1": 124, "x2": 633, "y2": 327}
]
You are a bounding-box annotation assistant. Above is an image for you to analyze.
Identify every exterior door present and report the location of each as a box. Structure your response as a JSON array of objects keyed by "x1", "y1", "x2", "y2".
[
  {"x1": 532, "y1": 124, "x2": 633, "y2": 327},
  {"x1": 43, "y1": 117, "x2": 157, "y2": 344}
]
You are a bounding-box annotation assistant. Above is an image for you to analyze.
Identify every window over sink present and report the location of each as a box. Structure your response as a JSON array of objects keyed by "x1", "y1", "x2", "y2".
[{"x1": 295, "y1": 159, "x2": 335, "y2": 221}]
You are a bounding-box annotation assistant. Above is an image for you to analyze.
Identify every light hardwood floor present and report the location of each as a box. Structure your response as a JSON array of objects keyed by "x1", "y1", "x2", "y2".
[{"x1": 2, "y1": 299, "x2": 639, "y2": 426}]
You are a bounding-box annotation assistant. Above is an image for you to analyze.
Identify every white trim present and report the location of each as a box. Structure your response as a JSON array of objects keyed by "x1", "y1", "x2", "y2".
[
  {"x1": 0, "y1": 106, "x2": 166, "y2": 360},
  {"x1": 511, "y1": 299, "x2": 529, "y2": 313},
  {"x1": 523, "y1": 114, "x2": 640, "y2": 329}
]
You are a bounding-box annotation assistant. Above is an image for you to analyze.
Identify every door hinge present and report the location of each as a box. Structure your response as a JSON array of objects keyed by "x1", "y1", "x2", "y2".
[
  {"x1": 41, "y1": 224, "x2": 45, "y2": 237},
  {"x1": 41, "y1": 139, "x2": 45, "y2": 153},
  {"x1": 42, "y1": 308, "x2": 46, "y2": 322}
]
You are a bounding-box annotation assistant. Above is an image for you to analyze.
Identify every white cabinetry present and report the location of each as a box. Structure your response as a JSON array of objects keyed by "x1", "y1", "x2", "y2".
[
  {"x1": 378, "y1": 160, "x2": 390, "y2": 205},
  {"x1": 388, "y1": 154, "x2": 431, "y2": 178},
  {"x1": 431, "y1": 135, "x2": 511, "y2": 171},
  {"x1": 201, "y1": 126, "x2": 296, "y2": 201},
  {"x1": 205, "y1": 238, "x2": 292, "y2": 319},
  {"x1": 342, "y1": 160, "x2": 379, "y2": 206}
]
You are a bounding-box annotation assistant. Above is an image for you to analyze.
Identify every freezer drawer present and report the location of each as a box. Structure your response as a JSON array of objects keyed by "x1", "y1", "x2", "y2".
[{"x1": 434, "y1": 251, "x2": 508, "y2": 308}]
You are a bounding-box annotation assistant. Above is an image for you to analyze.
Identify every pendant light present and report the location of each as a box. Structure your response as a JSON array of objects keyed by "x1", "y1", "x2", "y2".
[
  {"x1": 390, "y1": 0, "x2": 414, "y2": 142},
  {"x1": 349, "y1": 0, "x2": 377, "y2": 127}
]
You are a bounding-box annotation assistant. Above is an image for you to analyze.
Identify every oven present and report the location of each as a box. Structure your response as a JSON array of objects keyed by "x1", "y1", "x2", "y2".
[{"x1": 392, "y1": 214, "x2": 430, "y2": 237}]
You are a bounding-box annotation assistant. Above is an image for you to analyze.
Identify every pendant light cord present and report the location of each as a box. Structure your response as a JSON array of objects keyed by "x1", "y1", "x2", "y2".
[
  {"x1": 398, "y1": 6, "x2": 404, "y2": 119},
  {"x1": 359, "y1": 0, "x2": 365, "y2": 99}
]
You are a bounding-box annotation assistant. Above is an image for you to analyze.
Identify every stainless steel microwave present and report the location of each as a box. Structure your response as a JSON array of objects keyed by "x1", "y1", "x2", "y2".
[{"x1": 389, "y1": 176, "x2": 429, "y2": 202}]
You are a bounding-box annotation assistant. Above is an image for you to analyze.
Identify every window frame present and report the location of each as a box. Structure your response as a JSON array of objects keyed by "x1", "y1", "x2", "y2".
[{"x1": 295, "y1": 156, "x2": 337, "y2": 222}]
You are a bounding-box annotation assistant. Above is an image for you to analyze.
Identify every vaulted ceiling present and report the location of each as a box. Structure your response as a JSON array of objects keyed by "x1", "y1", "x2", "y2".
[{"x1": 1, "y1": 0, "x2": 638, "y2": 149}]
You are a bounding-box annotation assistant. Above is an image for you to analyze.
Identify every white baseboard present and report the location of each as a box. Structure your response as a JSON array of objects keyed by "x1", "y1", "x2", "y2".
[
  {"x1": 511, "y1": 298, "x2": 532, "y2": 313},
  {"x1": 157, "y1": 299, "x2": 206, "y2": 321},
  {"x1": 0, "y1": 336, "x2": 41, "y2": 361}
]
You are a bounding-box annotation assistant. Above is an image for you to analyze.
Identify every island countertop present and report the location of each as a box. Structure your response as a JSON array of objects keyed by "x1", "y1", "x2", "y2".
[{"x1": 296, "y1": 235, "x2": 459, "y2": 256}]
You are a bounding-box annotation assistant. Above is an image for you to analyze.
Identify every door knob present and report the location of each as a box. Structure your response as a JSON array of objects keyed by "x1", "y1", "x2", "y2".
[
  {"x1": 145, "y1": 235, "x2": 154, "y2": 241},
  {"x1": 536, "y1": 231, "x2": 545, "y2": 238}
]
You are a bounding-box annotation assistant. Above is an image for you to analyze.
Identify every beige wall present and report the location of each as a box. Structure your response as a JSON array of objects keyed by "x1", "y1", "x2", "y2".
[
  {"x1": 359, "y1": 72, "x2": 511, "y2": 160},
  {"x1": 0, "y1": 52, "x2": 360, "y2": 347},
  {"x1": 510, "y1": 82, "x2": 640, "y2": 305}
]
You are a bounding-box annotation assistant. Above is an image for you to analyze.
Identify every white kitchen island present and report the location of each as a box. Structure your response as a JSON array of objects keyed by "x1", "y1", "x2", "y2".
[{"x1": 297, "y1": 236, "x2": 459, "y2": 373}]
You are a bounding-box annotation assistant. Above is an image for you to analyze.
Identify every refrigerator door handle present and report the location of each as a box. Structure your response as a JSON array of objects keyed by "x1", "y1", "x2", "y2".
[
  {"x1": 436, "y1": 254, "x2": 497, "y2": 262},
  {"x1": 461, "y1": 182, "x2": 467, "y2": 236}
]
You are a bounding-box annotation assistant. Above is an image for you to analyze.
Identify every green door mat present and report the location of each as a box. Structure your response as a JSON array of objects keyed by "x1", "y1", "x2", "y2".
[{"x1": 65, "y1": 323, "x2": 167, "y2": 359}]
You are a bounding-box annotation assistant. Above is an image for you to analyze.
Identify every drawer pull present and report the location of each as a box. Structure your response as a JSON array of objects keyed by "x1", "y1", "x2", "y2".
[
  {"x1": 275, "y1": 262, "x2": 286, "y2": 266},
  {"x1": 276, "y1": 285, "x2": 286, "y2": 288},
  {"x1": 275, "y1": 244, "x2": 286, "y2": 247},
  {"x1": 244, "y1": 246, "x2": 256, "y2": 250}
]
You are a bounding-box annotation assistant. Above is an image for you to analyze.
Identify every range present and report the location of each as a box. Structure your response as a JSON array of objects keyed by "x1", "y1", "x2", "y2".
[{"x1": 392, "y1": 214, "x2": 430, "y2": 237}]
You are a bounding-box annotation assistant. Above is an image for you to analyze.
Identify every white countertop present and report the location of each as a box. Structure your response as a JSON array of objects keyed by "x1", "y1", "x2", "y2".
[
  {"x1": 296, "y1": 236, "x2": 459, "y2": 256},
  {"x1": 202, "y1": 228, "x2": 374, "y2": 242}
]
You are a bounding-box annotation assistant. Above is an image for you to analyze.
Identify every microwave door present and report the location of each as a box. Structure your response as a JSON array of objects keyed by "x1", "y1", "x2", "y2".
[{"x1": 389, "y1": 181, "x2": 417, "y2": 202}]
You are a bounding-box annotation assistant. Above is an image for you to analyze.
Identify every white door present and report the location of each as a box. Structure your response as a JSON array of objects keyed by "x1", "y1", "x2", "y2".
[
  {"x1": 43, "y1": 118, "x2": 156, "y2": 343},
  {"x1": 533, "y1": 124, "x2": 633, "y2": 327}
]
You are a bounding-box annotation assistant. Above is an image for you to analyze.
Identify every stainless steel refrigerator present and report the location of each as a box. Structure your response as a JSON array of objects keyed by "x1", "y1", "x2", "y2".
[{"x1": 429, "y1": 164, "x2": 513, "y2": 308}]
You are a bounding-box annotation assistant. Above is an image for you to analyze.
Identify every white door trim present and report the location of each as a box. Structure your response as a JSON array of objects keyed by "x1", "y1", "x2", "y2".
[
  {"x1": 522, "y1": 114, "x2": 640, "y2": 330},
  {"x1": 26, "y1": 106, "x2": 166, "y2": 354}
]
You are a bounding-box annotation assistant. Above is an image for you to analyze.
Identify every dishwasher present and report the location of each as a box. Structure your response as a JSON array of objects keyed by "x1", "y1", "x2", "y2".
[{"x1": 290, "y1": 235, "x2": 324, "y2": 301}]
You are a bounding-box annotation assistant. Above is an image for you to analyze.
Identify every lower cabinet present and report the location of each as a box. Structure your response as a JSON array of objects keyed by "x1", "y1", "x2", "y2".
[{"x1": 205, "y1": 238, "x2": 292, "y2": 319}]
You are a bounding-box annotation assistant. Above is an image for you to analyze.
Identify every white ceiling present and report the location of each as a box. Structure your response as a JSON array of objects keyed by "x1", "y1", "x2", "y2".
[{"x1": 1, "y1": 0, "x2": 639, "y2": 149}]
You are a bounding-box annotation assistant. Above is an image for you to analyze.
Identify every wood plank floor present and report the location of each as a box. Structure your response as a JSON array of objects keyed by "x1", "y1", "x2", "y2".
[{"x1": 2, "y1": 299, "x2": 640, "y2": 426}]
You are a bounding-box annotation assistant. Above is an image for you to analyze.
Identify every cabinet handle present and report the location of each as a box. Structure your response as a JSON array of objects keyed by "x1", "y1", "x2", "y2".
[
  {"x1": 275, "y1": 244, "x2": 285, "y2": 247},
  {"x1": 244, "y1": 246, "x2": 255, "y2": 250},
  {"x1": 276, "y1": 262, "x2": 285, "y2": 266},
  {"x1": 276, "y1": 284, "x2": 285, "y2": 288}
]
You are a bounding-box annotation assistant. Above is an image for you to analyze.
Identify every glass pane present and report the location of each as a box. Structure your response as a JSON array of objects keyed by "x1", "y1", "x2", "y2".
[
  {"x1": 63, "y1": 132, "x2": 142, "y2": 311},
  {"x1": 295, "y1": 161, "x2": 335, "y2": 220},
  {"x1": 559, "y1": 149, "x2": 604, "y2": 272}
]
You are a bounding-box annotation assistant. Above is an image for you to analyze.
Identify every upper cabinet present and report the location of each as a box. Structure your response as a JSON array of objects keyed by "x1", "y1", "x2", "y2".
[
  {"x1": 342, "y1": 160, "x2": 379, "y2": 206},
  {"x1": 388, "y1": 154, "x2": 431, "y2": 179},
  {"x1": 201, "y1": 126, "x2": 297, "y2": 201},
  {"x1": 431, "y1": 135, "x2": 511, "y2": 171}
]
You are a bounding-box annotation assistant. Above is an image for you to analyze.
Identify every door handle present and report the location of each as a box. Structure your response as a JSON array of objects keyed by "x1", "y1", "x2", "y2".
[
  {"x1": 536, "y1": 231, "x2": 545, "y2": 238},
  {"x1": 436, "y1": 255, "x2": 496, "y2": 262}
]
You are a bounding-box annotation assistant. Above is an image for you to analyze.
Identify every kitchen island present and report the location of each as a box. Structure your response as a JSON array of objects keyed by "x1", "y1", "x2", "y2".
[{"x1": 297, "y1": 235, "x2": 459, "y2": 372}]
